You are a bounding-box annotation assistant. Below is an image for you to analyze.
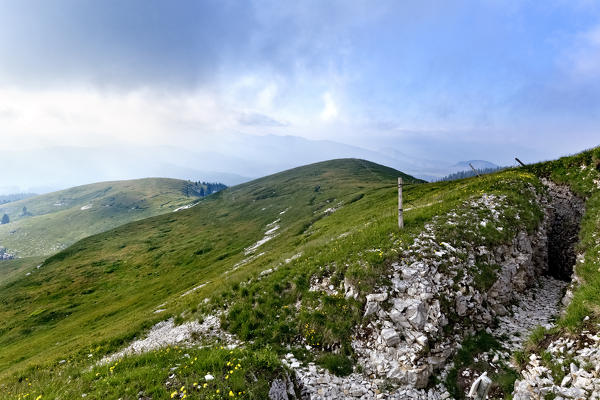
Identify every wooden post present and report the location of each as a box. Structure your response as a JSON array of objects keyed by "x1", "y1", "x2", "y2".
[
  {"x1": 398, "y1": 177, "x2": 404, "y2": 229},
  {"x1": 515, "y1": 157, "x2": 526, "y2": 167},
  {"x1": 469, "y1": 163, "x2": 481, "y2": 177}
]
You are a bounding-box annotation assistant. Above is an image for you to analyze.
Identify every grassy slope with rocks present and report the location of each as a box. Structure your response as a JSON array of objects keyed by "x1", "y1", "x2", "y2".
[
  {"x1": 0, "y1": 152, "x2": 597, "y2": 399},
  {"x1": 527, "y1": 148, "x2": 600, "y2": 330},
  {"x1": 508, "y1": 147, "x2": 600, "y2": 397},
  {"x1": 0, "y1": 257, "x2": 46, "y2": 287},
  {"x1": 0, "y1": 178, "x2": 206, "y2": 257},
  {"x1": 440, "y1": 147, "x2": 600, "y2": 400}
]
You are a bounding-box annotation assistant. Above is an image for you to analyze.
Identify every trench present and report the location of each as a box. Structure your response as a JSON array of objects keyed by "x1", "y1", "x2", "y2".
[
  {"x1": 460, "y1": 181, "x2": 586, "y2": 399},
  {"x1": 544, "y1": 180, "x2": 585, "y2": 281},
  {"x1": 493, "y1": 181, "x2": 585, "y2": 350}
]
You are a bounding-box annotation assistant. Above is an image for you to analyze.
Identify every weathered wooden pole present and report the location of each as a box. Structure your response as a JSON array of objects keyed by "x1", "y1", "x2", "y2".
[
  {"x1": 515, "y1": 157, "x2": 526, "y2": 167},
  {"x1": 398, "y1": 177, "x2": 404, "y2": 229},
  {"x1": 469, "y1": 163, "x2": 481, "y2": 177}
]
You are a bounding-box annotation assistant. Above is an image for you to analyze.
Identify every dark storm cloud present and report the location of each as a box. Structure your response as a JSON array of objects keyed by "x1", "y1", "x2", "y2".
[{"x1": 0, "y1": 0, "x2": 259, "y2": 89}]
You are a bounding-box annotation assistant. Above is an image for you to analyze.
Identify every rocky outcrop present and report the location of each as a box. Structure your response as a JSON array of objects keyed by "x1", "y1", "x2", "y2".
[
  {"x1": 268, "y1": 370, "x2": 310, "y2": 400},
  {"x1": 513, "y1": 328, "x2": 600, "y2": 399},
  {"x1": 100, "y1": 315, "x2": 241, "y2": 365},
  {"x1": 0, "y1": 247, "x2": 15, "y2": 260},
  {"x1": 509, "y1": 181, "x2": 593, "y2": 399},
  {"x1": 282, "y1": 352, "x2": 449, "y2": 399},
  {"x1": 491, "y1": 276, "x2": 567, "y2": 352},
  {"x1": 269, "y1": 180, "x2": 585, "y2": 398},
  {"x1": 353, "y1": 192, "x2": 552, "y2": 388}
]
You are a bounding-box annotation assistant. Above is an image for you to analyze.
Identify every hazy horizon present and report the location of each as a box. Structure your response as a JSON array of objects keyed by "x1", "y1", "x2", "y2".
[{"x1": 1, "y1": 1, "x2": 599, "y2": 193}]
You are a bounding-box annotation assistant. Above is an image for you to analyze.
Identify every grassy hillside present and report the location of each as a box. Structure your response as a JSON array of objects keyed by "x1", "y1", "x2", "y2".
[
  {"x1": 0, "y1": 178, "x2": 205, "y2": 257},
  {"x1": 0, "y1": 156, "x2": 557, "y2": 399},
  {"x1": 0, "y1": 160, "x2": 419, "y2": 375},
  {"x1": 0, "y1": 257, "x2": 45, "y2": 287},
  {"x1": 1, "y1": 151, "x2": 599, "y2": 400}
]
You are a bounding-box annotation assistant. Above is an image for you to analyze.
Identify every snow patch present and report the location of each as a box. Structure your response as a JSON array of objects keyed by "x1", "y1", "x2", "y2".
[
  {"x1": 173, "y1": 202, "x2": 198, "y2": 212},
  {"x1": 228, "y1": 252, "x2": 266, "y2": 274},
  {"x1": 244, "y1": 235, "x2": 277, "y2": 255},
  {"x1": 244, "y1": 221, "x2": 280, "y2": 255},
  {"x1": 180, "y1": 282, "x2": 209, "y2": 297}
]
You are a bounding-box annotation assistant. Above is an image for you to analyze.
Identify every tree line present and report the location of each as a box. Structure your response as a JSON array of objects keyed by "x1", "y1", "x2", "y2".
[
  {"x1": 0, "y1": 193, "x2": 36, "y2": 205},
  {"x1": 182, "y1": 181, "x2": 228, "y2": 198},
  {"x1": 437, "y1": 167, "x2": 505, "y2": 182}
]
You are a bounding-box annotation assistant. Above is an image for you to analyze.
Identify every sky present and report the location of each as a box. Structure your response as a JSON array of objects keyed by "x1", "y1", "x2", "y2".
[{"x1": 0, "y1": 0, "x2": 599, "y2": 191}]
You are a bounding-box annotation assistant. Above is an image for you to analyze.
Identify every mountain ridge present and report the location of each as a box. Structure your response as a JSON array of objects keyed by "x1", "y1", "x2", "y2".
[{"x1": 0, "y1": 177, "x2": 217, "y2": 257}]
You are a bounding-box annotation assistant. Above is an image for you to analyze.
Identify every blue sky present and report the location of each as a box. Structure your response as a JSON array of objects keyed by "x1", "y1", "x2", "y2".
[{"x1": 0, "y1": 0, "x2": 599, "y2": 189}]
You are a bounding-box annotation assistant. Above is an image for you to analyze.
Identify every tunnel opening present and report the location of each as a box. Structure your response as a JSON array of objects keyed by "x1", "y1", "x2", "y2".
[{"x1": 544, "y1": 181, "x2": 585, "y2": 281}]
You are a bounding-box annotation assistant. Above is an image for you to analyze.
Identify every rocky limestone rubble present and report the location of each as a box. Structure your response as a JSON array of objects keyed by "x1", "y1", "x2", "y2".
[
  {"x1": 278, "y1": 353, "x2": 449, "y2": 400},
  {"x1": 310, "y1": 275, "x2": 340, "y2": 296},
  {"x1": 456, "y1": 275, "x2": 567, "y2": 398},
  {"x1": 560, "y1": 253, "x2": 586, "y2": 313},
  {"x1": 100, "y1": 315, "x2": 241, "y2": 365},
  {"x1": 491, "y1": 275, "x2": 568, "y2": 352},
  {"x1": 268, "y1": 367, "x2": 310, "y2": 400},
  {"x1": 0, "y1": 247, "x2": 15, "y2": 260},
  {"x1": 354, "y1": 191, "x2": 550, "y2": 388},
  {"x1": 513, "y1": 326, "x2": 600, "y2": 399}
]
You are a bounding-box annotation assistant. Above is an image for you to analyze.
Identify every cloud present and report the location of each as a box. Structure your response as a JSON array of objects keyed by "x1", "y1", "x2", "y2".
[
  {"x1": 257, "y1": 83, "x2": 279, "y2": 109},
  {"x1": 0, "y1": 0, "x2": 598, "y2": 180},
  {"x1": 0, "y1": 86, "x2": 231, "y2": 149},
  {"x1": 564, "y1": 24, "x2": 600, "y2": 80},
  {"x1": 320, "y1": 92, "x2": 339, "y2": 121},
  {"x1": 0, "y1": 106, "x2": 17, "y2": 120},
  {"x1": 0, "y1": 0, "x2": 259, "y2": 90},
  {"x1": 238, "y1": 112, "x2": 288, "y2": 127}
]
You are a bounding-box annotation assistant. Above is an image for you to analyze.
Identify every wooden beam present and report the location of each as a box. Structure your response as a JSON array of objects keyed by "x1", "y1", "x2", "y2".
[
  {"x1": 398, "y1": 177, "x2": 404, "y2": 229},
  {"x1": 469, "y1": 163, "x2": 481, "y2": 177},
  {"x1": 515, "y1": 157, "x2": 527, "y2": 167}
]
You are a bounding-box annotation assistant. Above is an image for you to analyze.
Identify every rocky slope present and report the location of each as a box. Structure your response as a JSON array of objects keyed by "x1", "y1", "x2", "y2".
[
  {"x1": 100, "y1": 178, "x2": 574, "y2": 399},
  {"x1": 508, "y1": 153, "x2": 600, "y2": 400},
  {"x1": 278, "y1": 177, "x2": 589, "y2": 398}
]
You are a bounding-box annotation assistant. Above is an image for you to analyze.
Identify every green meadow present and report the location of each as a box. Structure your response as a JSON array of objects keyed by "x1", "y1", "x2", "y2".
[{"x1": 0, "y1": 150, "x2": 599, "y2": 399}]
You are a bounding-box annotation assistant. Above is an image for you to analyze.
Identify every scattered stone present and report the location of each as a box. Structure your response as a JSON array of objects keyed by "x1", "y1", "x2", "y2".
[
  {"x1": 467, "y1": 372, "x2": 492, "y2": 400},
  {"x1": 99, "y1": 315, "x2": 241, "y2": 365}
]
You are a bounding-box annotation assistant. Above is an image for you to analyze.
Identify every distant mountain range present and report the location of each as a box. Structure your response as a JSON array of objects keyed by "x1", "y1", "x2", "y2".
[
  {"x1": 0, "y1": 134, "x2": 503, "y2": 194},
  {"x1": 0, "y1": 193, "x2": 37, "y2": 205},
  {"x1": 0, "y1": 177, "x2": 206, "y2": 257}
]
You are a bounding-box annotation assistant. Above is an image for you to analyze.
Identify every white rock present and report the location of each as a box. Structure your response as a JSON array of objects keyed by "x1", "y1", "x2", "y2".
[
  {"x1": 366, "y1": 293, "x2": 388, "y2": 303},
  {"x1": 381, "y1": 328, "x2": 400, "y2": 346}
]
